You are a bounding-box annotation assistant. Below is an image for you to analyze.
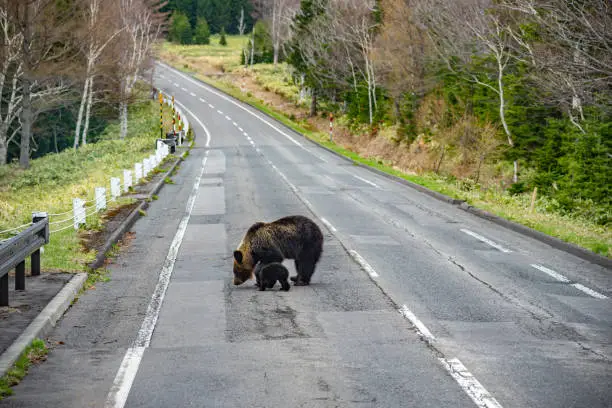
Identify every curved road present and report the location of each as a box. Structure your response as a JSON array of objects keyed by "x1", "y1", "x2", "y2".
[{"x1": 2, "y1": 62, "x2": 610, "y2": 408}]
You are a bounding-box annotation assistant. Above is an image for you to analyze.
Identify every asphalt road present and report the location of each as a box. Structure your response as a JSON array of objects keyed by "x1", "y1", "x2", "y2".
[{"x1": 2, "y1": 62, "x2": 610, "y2": 408}]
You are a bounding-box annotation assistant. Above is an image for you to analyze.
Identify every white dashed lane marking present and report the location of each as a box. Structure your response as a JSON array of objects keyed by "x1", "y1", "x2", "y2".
[
  {"x1": 531, "y1": 264, "x2": 607, "y2": 299},
  {"x1": 353, "y1": 175, "x2": 380, "y2": 188},
  {"x1": 190, "y1": 92, "x2": 196, "y2": 96},
  {"x1": 460, "y1": 229, "x2": 512, "y2": 253},
  {"x1": 439, "y1": 358, "x2": 504, "y2": 408}
]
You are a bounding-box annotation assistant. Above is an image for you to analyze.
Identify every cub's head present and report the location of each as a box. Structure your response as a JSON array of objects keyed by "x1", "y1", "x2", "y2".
[{"x1": 232, "y1": 250, "x2": 254, "y2": 285}]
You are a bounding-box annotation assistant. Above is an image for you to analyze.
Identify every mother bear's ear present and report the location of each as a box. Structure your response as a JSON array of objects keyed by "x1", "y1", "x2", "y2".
[{"x1": 233, "y1": 250, "x2": 243, "y2": 264}]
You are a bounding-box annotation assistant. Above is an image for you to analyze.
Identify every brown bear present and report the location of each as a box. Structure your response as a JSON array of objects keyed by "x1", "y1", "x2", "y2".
[
  {"x1": 232, "y1": 215, "x2": 324, "y2": 286},
  {"x1": 254, "y1": 261, "x2": 291, "y2": 291}
]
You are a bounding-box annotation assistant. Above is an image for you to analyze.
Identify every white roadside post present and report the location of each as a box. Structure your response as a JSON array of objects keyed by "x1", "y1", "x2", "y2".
[
  {"x1": 95, "y1": 187, "x2": 107, "y2": 211},
  {"x1": 73, "y1": 198, "x2": 85, "y2": 230},
  {"x1": 135, "y1": 163, "x2": 143, "y2": 182},
  {"x1": 110, "y1": 177, "x2": 121, "y2": 200},
  {"x1": 123, "y1": 170, "x2": 132, "y2": 193},
  {"x1": 143, "y1": 158, "x2": 150, "y2": 177}
]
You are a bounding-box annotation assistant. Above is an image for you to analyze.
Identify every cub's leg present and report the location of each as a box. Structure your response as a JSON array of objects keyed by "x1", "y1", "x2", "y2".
[{"x1": 280, "y1": 278, "x2": 291, "y2": 291}]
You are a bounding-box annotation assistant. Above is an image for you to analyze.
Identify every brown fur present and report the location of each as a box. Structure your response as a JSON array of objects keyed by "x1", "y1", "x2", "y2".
[{"x1": 232, "y1": 215, "x2": 324, "y2": 286}]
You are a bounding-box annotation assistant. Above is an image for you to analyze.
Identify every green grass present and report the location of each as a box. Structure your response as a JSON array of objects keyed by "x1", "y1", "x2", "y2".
[
  {"x1": 158, "y1": 36, "x2": 248, "y2": 72},
  {"x1": 157, "y1": 37, "x2": 611, "y2": 258},
  {"x1": 0, "y1": 339, "x2": 48, "y2": 400},
  {"x1": 0, "y1": 92, "x2": 178, "y2": 271}
]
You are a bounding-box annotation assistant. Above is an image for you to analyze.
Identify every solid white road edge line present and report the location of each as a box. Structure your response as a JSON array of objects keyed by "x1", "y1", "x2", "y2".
[
  {"x1": 439, "y1": 358, "x2": 504, "y2": 408},
  {"x1": 157, "y1": 62, "x2": 329, "y2": 163},
  {"x1": 348, "y1": 250, "x2": 379, "y2": 278},
  {"x1": 320, "y1": 217, "x2": 337, "y2": 232},
  {"x1": 460, "y1": 229, "x2": 512, "y2": 253},
  {"x1": 104, "y1": 112, "x2": 212, "y2": 408},
  {"x1": 174, "y1": 100, "x2": 211, "y2": 148},
  {"x1": 531, "y1": 264, "x2": 607, "y2": 299},
  {"x1": 398, "y1": 304, "x2": 435, "y2": 342}
]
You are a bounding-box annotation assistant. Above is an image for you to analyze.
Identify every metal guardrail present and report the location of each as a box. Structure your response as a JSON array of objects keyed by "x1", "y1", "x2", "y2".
[{"x1": 0, "y1": 213, "x2": 49, "y2": 306}]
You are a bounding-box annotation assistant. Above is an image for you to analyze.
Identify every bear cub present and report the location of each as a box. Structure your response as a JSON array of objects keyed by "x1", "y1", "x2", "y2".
[{"x1": 254, "y1": 261, "x2": 291, "y2": 291}]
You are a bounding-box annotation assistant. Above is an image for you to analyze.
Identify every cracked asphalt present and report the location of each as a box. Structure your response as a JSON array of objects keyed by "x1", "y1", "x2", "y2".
[{"x1": 1, "y1": 62, "x2": 610, "y2": 408}]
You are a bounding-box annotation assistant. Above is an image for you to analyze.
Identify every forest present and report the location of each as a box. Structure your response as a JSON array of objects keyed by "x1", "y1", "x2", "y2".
[
  {"x1": 168, "y1": 0, "x2": 611, "y2": 226},
  {"x1": 0, "y1": 0, "x2": 610, "y2": 235},
  {"x1": 0, "y1": 0, "x2": 166, "y2": 169}
]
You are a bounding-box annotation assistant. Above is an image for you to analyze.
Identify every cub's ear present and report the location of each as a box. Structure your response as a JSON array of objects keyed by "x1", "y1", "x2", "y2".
[{"x1": 233, "y1": 250, "x2": 243, "y2": 264}]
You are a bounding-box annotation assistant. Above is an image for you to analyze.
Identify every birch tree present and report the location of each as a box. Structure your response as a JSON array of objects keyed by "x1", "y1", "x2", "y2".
[
  {"x1": 415, "y1": 0, "x2": 524, "y2": 182},
  {"x1": 12, "y1": 0, "x2": 76, "y2": 168},
  {"x1": 0, "y1": 3, "x2": 23, "y2": 164},
  {"x1": 117, "y1": 0, "x2": 164, "y2": 139},
  {"x1": 238, "y1": 7, "x2": 246, "y2": 35},
  {"x1": 326, "y1": 0, "x2": 379, "y2": 124},
  {"x1": 502, "y1": 0, "x2": 612, "y2": 132},
  {"x1": 373, "y1": 0, "x2": 431, "y2": 123},
  {"x1": 73, "y1": 0, "x2": 123, "y2": 149}
]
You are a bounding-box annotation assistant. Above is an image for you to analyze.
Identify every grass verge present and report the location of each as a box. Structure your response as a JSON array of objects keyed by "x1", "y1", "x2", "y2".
[
  {"x1": 156, "y1": 40, "x2": 610, "y2": 258},
  {"x1": 0, "y1": 90, "x2": 179, "y2": 271},
  {"x1": 0, "y1": 339, "x2": 48, "y2": 400}
]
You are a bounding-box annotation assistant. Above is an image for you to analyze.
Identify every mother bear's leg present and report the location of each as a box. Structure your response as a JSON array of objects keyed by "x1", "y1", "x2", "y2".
[{"x1": 294, "y1": 246, "x2": 321, "y2": 285}]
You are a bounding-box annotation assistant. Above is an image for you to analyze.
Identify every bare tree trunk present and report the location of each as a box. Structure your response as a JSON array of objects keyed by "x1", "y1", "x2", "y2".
[
  {"x1": 273, "y1": 42, "x2": 279, "y2": 65},
  {"x1": 366, "y1": 59, "x2": 373, "y2": 125},
  {"x1": 19, "y1": 76, "x2": 32, "y2": 168},
  {"x1": 74, "y1": 76, "x2": 90, "y2": 149},
  {"x1": 272, "y1": 1, "x2": 279, "y2": 65},
  {"x1": 0, "y1": 125, "x2": 7, "y2": 165},
  {"x1": 119, "y1": 99, "x2": 128, "y2": 139},
  {"x1": 310, "y1": 89, "x2": 317, "y2": 117},
  {"x1": 82, "y1": 77, "x2": 94, "y2": 145},
  {"x1": 53, "y1": 127, "x2": 58, "y2": 153},
  {"x1": 435, "y1": 145, "x2": 446, "y2": 173},
  {"x1": 238, "y1": 8, "x2": 246, "y2": 35},
  {"x1": 250, "y1": 26, "x2": 255, "y2": 67},
  {"x1": 496, "y1": 58, "x2": 517, "y2": 183}
]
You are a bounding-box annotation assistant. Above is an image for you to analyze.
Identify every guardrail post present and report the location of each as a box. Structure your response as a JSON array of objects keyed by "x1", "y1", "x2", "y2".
[
  {"x1": 95, "y1": 187, "x2": 106, "y2": 211},
  {"x1": 123, "y1": 170, "x2": 132, "y2": 193},
  {"x1": 110, "y1": 177, "x2": 121, "y2": 200},
  {"x1": 31, "y1": 212, "x2": 48, "y2": 277},
  {"x1": 0, "y1": 272, "x2": 7, "y2": 306},
  {"x1": 15, "y1": 260, "x2": 25, "y2": 290},
  {"x1": 135, "y1": 163, "x2": 143, "y2": 182},
  {"x1": 73, "y1": 198, "x2": 85, "y2": 230}
]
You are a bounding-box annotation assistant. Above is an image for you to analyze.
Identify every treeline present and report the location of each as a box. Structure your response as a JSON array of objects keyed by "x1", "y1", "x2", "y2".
[
  {"x1": 275, "y1": 0, "x2": 609, "y2": 221},
  {"x1": 0, "y1": 0, "x2": 166, "y2": 169},
  {"x1": 164, "y1": 0, "x2": 254, "y2": 44}
]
